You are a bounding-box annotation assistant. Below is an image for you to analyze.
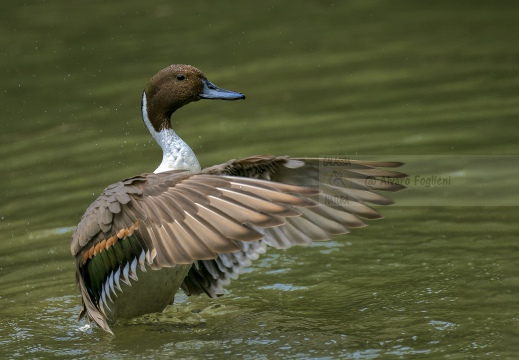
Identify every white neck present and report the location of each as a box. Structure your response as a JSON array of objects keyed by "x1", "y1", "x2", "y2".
[{"x1": 142, "y1": 92, "x2": 201, "y2": 174}]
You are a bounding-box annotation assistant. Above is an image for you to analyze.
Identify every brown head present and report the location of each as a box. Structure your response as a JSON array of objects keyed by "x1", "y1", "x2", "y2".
[{"x1": 142, "y1": 64, "x2": 245, "y2": 132}]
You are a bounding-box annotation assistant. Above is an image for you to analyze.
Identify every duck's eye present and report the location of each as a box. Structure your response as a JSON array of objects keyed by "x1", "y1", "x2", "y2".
[{"x1": 176, "y1": 74, "x2": 186, "y2": 81}]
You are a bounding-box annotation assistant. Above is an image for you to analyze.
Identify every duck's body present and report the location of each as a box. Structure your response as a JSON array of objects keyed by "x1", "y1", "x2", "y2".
[{"x1": 72, "y1": 64, "x2": 406, "y2": 334}]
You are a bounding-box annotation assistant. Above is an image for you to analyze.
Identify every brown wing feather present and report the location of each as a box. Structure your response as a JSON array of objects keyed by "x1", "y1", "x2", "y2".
[{"x1": 181, "y1": 155, "x2": 406, "y2": 298}]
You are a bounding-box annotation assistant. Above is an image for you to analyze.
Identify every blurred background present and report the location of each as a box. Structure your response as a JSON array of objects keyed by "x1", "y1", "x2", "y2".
[{"x1": 1, "y1": 1, "x2": 518, "y2": 358}]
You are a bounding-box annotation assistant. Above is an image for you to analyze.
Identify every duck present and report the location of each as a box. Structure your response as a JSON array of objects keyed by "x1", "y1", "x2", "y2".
[{"x1": 71, "y1": 64, "x2": 406, "y2": 334}]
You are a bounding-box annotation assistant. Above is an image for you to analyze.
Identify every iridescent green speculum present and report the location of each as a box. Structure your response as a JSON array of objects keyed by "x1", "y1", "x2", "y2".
[{"x1": 83, "y1": 233, "x2": 145, "y2": 308}]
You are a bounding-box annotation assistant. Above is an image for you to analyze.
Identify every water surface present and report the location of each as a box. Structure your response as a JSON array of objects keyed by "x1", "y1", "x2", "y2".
[{"x1": 1, "y1": 1, "x2": 518, "y2": 358}]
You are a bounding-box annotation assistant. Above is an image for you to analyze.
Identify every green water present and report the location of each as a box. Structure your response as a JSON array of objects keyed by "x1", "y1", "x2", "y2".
[{"x1": 1, "y1": 1, "x2": 518, "y2": 358}]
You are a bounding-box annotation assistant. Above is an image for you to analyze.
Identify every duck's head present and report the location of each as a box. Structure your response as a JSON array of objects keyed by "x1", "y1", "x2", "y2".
[{"x1": 142, "y1": 64, "x2": 245, "y2": 132}]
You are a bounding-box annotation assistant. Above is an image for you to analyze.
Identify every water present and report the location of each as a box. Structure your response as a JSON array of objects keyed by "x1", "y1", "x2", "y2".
[{"x1": 1, "y1": 1, "x2": 518, "y2": 358}]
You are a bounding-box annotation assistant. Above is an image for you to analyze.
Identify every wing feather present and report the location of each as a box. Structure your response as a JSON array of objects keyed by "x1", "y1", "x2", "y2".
[{"x1": 179, "y1": 156, "x2": 406, "y2": 297}]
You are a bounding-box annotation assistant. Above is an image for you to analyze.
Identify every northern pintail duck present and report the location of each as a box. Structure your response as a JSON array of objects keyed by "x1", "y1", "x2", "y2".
[{"x1": 71, "y1": 64, "x2": 406, "y2": 334}]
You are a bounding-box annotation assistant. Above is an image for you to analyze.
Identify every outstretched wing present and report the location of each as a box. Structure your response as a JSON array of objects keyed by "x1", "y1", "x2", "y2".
[{"x1": 181, "y1": 155, "x2": 406, "y2": 298}]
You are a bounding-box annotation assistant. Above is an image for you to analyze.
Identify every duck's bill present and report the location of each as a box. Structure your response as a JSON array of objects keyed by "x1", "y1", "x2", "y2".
[{"x1": 200, "y1": 79, "x2": 245, "y2": 100}]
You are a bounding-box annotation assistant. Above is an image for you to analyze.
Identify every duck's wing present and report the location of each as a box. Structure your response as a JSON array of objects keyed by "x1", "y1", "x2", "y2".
[
  {"x1": 71, "y1": 169, "x2": 330, "y2": 333},
  {"x1": 181, "y1": 155, "x2": 406, "y2": 298}
]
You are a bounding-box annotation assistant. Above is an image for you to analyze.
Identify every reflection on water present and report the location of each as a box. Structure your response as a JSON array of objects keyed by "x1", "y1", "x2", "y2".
[{"x1": 1, "y1": 1, "x2": 518, "y2": 358}]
